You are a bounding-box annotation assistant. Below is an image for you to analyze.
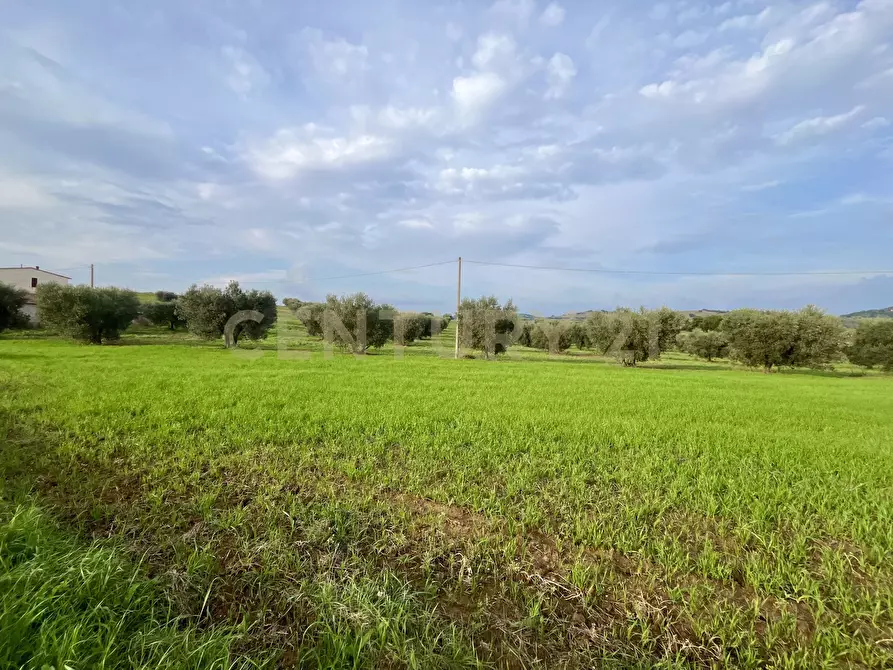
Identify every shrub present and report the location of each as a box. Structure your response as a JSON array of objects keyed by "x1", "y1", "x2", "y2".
[
  {"x1": 676, "y1": 328, "x2": 729, "y2": 361},
  {"x1": 458, "y1": 296, "x2": 518, "y2": 359},
  {"x1": 154, "y1": 291, "x2": 178, "y2": 302},
  {"x1": 36, "y1": 285, "x2": 140, "y2": 344},
  {"x1": 322, "y1": 293, "x2": 394, "y2": 354},
  {"x1": 142, "y1": 301, "x2": 184, "y2": 330},
  {"x1": 846, "y1": 320, "x2": 893, "y2": 371},
  {"x1": 0, "y1": 282, "x2": 30, "y2": 333},
  {"x1": 283, "y1": 297, "x2": 304, "y2": 311},
  {"x1": 176, "y1": 281, "x2": 277, "y2": 345}
]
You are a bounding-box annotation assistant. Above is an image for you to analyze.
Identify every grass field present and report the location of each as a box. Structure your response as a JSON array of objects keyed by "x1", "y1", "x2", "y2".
[{"x1": 1, "y1": 316, "x2": 892, "y2": 668}]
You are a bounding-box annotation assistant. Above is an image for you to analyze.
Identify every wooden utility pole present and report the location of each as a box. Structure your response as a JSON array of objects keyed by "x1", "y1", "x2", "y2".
[
  {"x1": 454, "y1": 256, "x2": 462, "y2": 359},
  {"x1": 90, "y1": 264, "x2": 94, "y2": 288}
]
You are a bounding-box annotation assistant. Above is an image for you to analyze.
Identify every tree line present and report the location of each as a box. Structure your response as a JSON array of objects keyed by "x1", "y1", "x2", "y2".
[{"x1": 1, "y1": 280, "x2": 891, "y2": 372}]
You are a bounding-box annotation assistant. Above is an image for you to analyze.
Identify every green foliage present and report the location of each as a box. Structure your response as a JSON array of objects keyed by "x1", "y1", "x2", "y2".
[
  {"x1": 292, "y1": 301, "x2": 325, "y2": 338},
  {"x1": 36, "y1": 284, "x2": 140, "y2": 344},
  {"x1": 458, "y1": 295, "x2": 518, "y2": 358},
  {"x1": 653, "y1": 306, "x2": 687, "y2": 354},
  {"x1": 846, "y1": 319, "x2": 893, "y2": 371},
  {"x1": 0, "y1": 502, "x2": 270, "y2": 669},
  {"x1": 584, "y1": 309, "x2": 655, "y2": 365},
  {"x1": 722, "y1": 307, "x2": 844, "y2": 371},
  {"x1": 154, "y1": 290, "x2": 178, "y2": 302},
  {"x1": 676, "y1": 328, "x2": 729, "y2": 361},
  {"x1": 142, "y1": 300, "x2": 184, "y2": 330},
  {"x1": 567, "y1": 322, "x2": 589, "y2": 350},
  {"x1": 176, "y1": 281, "x2": 277, "y2": 344},
  {"x1": 583, "y1": 312, "x2": 615, "y2": 354},
  {"x1": 282, "y1": 297, "x2": 304, "y2": 311},
  {"x1": 322, "y1": 292, "x2": 394, "y2": 353},
  {"x1": 690, "y1": 313, "x2": 725, "y2": 331},
  {"x1": 0, "y1": 282, "x2": 30, "y2": 333},
  {"x1": 529, "y1": 320, "x2": 573, "y2": 354}
]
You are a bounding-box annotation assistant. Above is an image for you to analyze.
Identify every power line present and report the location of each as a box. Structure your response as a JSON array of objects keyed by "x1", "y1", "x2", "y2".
[{"x1": 463, "y1": 259, "x2": 893, "y2": 277}]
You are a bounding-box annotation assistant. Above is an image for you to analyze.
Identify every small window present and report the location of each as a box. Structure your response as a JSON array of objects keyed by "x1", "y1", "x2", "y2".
[{"x1": 31, "y1": 277, "x2": 38, "y2": 288}]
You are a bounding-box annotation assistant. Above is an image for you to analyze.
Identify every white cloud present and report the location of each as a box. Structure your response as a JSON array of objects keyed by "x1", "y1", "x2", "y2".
[
  {"x1": 545, "y1": 53, "x2": 576, "y2": 99},
  {"x1": 718, "y1": 8, "x2": 772, "y2": 31},
  {"x1": 0, "y1": 176, "x2": 55, "y2": 209},
  {"x1": 377, "y1": 106, "x2": 439, "y2": 130},
  {"x1": 673, "y1": 30, "x2": 708, "y2": 49},
  {"x1": 862, "y1": 116, "x2": 890, "y2": 130},
  {"x1": 490, "y1": 0, "x2": 535, "y2": 26},
  {"x1": 451, "y1": 71, "x2": 508, "y2": 120},
  {"x1": 301, "y1": 29, "x2": 369, "y2": 80},
  {"x1": 222, "y1": 46, "x2": 269, "y2": 96},
  {"x1": 472, "y1": 32, "x2": 518, "y2": 70},
  {"x1": 775, "y1": 105, "x2": 865, "y2": 145},
  {"x1": 540, "y1": 2, "x2": 566, "y2": 27},
  {"x1": 248, "y1": 126, "x2": 393, "y2": 180},
  {"x1": 398, "y1": 218, "x2": 434, "y2": 229}
]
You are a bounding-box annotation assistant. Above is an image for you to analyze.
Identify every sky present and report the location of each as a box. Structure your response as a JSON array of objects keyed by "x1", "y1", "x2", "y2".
[{"x1": 1, "y1": 0, "x2": 892, "y2": 315}]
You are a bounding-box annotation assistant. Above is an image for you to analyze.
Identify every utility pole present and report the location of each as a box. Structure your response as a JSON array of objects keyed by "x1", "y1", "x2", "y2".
[
  {"x1": 454, "y1": 256, "x2": 462, "y2": 359},
  {"x1": 90, "y1": 264, "x2": 94, "y2": 288}
]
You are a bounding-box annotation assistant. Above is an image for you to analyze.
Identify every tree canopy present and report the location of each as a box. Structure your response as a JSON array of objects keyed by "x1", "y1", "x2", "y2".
[
  {"x1": 36, "y1": 285, "x2": 140, "y2": 344},
  {"x1": 176, "y1": 281, "x2": 277, "y2": 345},
  {"x1": 846, "y1": 320, "x2": 893, "y2": 371},
  {"x1": 721, "y1": 307, "x2": 844, "y2": 371},
  {"x1": 458, "y1": 296, "x2": 518, "y2": 358},
  {"x1": 0, "y1": 282, "x2": 30, "y2": 333}
]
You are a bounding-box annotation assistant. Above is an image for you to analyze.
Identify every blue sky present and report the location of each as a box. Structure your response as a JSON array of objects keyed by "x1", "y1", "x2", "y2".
[{"x1": 1, "y1": 0, "x2": 891, "y2": 314}]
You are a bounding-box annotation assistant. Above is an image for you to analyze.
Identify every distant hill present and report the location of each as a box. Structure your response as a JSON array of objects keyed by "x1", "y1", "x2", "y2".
[
  {"x1": 841, "y1": 307, "x2": 893, "y2": 319},
  {"x1": 545, "y1": 308, "x2": 726, "y2": 320}
]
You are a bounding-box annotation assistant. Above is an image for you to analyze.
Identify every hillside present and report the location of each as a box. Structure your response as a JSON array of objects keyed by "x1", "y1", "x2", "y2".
[{"x1": 841, "y1": 307, "x2": 893, "y2": 319}]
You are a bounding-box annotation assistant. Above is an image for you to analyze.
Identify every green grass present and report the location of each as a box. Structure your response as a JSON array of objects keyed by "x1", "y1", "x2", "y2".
[
  {"x1": 0, "y1": 500, "x2": 271, "y2": 669},
  {"x1": 1, "y1": 318, "x2": 892, "y2": 668}
]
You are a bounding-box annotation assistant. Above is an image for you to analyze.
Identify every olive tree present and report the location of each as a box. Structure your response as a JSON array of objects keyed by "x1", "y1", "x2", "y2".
[
  {"x1": 721, "y1": 306, "x2": 843, "y2": 371},
  {"x1": 176, "y1": 281, "x2": 277, "y2": 345},
  {"x1": 0, "y1": 282, "x2": 30, "y2": 333},
  {"x1": 143, "y1": 300, "x2": 184, "y2": 330},
  {"x1": 36, "y1": 284, "x2": 140, "y2": 344},
  {"x1": 653, "y1": 307, "x2": 687, "y2": 354},
  {"x1": 322, "y1": 292, "x2": 394, "y2": 354},
  {"x1": 154, "y1": 291, "x2": 178, "y2": 302},
  {"x1": 846, "y1": 320, "x2": 893, "y2": 371},
  {"x1": 676, "y1": 328, "x2": 729, "y2": 361},
  {"x1": 530, "y1": 320, "x2": 573, "y2": 354},
  {"x1": 458, "y1": 296, "x2": 518, "y2": 358},
  {"x1": 584, "y1": 309, "x2": 656, "y2": 365}
]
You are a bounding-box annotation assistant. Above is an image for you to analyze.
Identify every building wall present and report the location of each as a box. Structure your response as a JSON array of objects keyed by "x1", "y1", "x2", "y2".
[
  {"x1": 0, "y1": 268, "x2": 70, "y2": 293},
  {"x1": 0, "y1": 268, "x2": 71, "y2": 327}
]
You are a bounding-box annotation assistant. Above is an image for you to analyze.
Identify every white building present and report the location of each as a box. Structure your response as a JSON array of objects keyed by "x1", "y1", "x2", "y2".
[{"x1": 0, "y1": 266, "x2": 71, "y2": 324}]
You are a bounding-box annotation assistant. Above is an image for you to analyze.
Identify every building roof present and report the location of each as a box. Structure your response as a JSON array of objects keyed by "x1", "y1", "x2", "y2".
[{"x1": 0, "y1": 266, "x2": 72, "y2": 280}]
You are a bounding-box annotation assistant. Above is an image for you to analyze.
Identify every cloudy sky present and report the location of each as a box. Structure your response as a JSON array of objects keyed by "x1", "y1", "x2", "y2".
[{"x1": 1, "y1": 0, "x2": 891, "y2": 314}]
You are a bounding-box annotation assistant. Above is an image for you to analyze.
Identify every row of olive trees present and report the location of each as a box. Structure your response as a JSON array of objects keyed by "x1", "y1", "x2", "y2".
[
  {"x1": 675, "y1": 307, "x2": 893, "y2": 371},
  {"x1": 29, "y1": 281, "x2": 276, "y2": 345},
  {"x1": 518, "y1": 306, "x2": 893, "y2": 371},
  {"x1": 285, "y1": 293, "x2": 453, "y2": 354}
]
